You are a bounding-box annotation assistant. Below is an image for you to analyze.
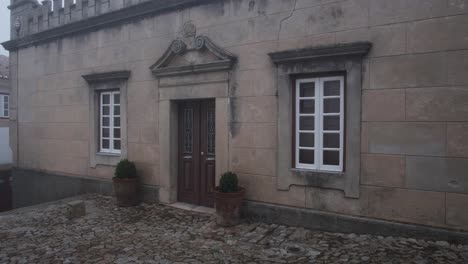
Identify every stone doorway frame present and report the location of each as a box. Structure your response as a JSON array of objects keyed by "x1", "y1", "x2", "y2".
[{"x1": 150, "y1": 32, "x2": 236, "y2": 204}]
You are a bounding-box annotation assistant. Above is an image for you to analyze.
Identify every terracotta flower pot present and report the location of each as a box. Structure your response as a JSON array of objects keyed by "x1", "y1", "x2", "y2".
[
  {"x1": 214, "y1": 188, "x2": 245, "y2": 226},
  {"x1": 113, "y1": 177, "x2": 139, "y2": 207}
]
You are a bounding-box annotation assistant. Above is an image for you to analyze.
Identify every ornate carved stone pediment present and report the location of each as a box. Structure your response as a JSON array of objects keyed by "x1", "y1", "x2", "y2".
[{"x1": 150, "y1": 29, "x2": 236, "y2": 77}]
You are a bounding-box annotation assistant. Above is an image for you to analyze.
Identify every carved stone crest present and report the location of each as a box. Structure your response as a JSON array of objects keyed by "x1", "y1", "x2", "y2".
[{"x1": 182, "y1": 22, "x2": 196, "y2": 38}]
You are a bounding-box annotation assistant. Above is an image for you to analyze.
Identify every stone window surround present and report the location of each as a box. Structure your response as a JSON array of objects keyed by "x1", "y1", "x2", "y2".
[
  {"x1": 269, "y1": 42, "x2": 372, "y2": 198},
  {"x1": 82, "y1": 71, "x2": 130, "y2": 168}
]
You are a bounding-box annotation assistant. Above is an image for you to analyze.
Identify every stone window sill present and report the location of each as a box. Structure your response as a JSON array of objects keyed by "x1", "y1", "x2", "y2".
[
  {"x1": 96, "y1": 152, "x2": 121, "y2": 157},
  {"x1": 291, "y1": 168, "x2": 344, "y2": 177}
]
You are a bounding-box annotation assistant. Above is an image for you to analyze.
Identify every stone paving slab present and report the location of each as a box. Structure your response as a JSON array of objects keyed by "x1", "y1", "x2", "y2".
[{"x1": 0, "y1": 195, "x2": 467, "y2": 263}]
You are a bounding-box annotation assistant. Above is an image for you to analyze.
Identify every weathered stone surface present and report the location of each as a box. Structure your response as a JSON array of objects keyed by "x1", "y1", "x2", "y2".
[
  {"x1": 1, "y1": 195, "x2": 467, "y2": 263},
  {"x1": 362, "y1": 89, "x2": 405, "y2": 121},
  {"x1": 367, "y1": 122, "x2": 446, "y2": 156},
  {"x1": 446, "y1": 193, "x2": 468, "y2": 229},
  {"x1": 406, "y1": 87, "x2": 468, "y2": 121},
  {"x1": 365, "y1": 186, "x2": 446, "y2": 227},
  {"x1": 447, "y1": 122, "x2": 468, "y2": 157},
  {"x1": 447, "y1": 50, "x2": 468, "y2": 85},
  {"x1": 231, "y1": 122, "x2": 277, "y2": 149},
  {"x1": 361, "y1": 154, "x2": 405, "y2": 188},
  {"x1": 406, "y1": 156, "x2": 468, "y2": 193},
  {"x1": 370, "y1": 23, "x2": 407, "y2": 56},
  {"x1": 305, "y1": 187, "x2": 368, "y2": 216},
  {"x1": 407, "y1": 14, "x2": 468, "y2": 53},
  {"x1": 231, "y1": 96, "x2": 277, "y2": 123},
  {"x1": 371, "y1": 53, "x2": 447, "y2": 89},
  {"x1": 231, "y1": 147, "x2": 276, "y2": 176}
]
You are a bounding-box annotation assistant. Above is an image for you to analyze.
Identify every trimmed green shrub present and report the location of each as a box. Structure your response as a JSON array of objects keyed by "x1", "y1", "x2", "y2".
[
  {"x1": 217, "y1": 171, "x2": 239, "y2": 193},
  {"x1": 114, "y1": 159, "x2": 137, "y2": 179}
]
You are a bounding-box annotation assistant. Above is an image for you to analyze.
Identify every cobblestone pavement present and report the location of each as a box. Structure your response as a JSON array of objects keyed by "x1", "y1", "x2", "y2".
[{"x1": 1, "y1": 195, "x2": 467, "y2": 264}]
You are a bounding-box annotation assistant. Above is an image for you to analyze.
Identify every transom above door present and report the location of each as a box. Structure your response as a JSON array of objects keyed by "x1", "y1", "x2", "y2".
[{"x1": 178, "y1": 99, "x2": 216, "y2": 207}]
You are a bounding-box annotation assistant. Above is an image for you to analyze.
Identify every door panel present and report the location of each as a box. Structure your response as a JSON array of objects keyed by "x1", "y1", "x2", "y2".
[{"x1": 178, "y1": 100, "x2": 215, "y2": 207}]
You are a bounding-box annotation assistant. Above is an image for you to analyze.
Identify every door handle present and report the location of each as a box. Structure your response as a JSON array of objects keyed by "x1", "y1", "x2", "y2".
[{"x1": 201, "y1": 152, "x2": 205, "y2": 155}]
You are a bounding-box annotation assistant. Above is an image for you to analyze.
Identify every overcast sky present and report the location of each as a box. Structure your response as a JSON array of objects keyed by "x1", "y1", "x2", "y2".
[{"x1": 0, "y1": 0, "x2": 10, "y2": 56}]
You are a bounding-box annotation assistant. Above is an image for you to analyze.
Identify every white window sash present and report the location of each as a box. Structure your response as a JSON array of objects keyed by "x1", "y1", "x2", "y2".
[
  {"x1": 295, "y1": 76, "x2": 344, "y2": 172},
  {"x1": 0, "y1": 95, "x2": 8, "y2": 118},
  {"x1": 100, "y1": 91, "x2": 121, "y2": 154}
]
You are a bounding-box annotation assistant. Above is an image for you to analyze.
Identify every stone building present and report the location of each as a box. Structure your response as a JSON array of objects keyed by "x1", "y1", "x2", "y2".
[
  {"x1": 2, "y1": 0, "x2": 468, "y2": 238},
  {"x1": 0, "y1": 55, "x2": 12, "y2": 165}
]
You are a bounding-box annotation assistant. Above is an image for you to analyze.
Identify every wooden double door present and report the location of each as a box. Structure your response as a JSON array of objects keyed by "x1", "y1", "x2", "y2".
[{"x1": 178, "y1": 100, "x2": 216, "y2": 207}]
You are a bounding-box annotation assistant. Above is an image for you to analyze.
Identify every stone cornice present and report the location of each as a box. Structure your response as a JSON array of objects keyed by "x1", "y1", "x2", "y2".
[
  {"x1": 2, "y1": 0, "x2": 215, "y2": 51},
  {"x1": 8, "y1": 0, "x2": 38, "y2": 10},
  {"x1": 82, "y1": 71, "x2": 131, "y2": 83},
  {"x1": 268, "y1": 42, "x2": 372, "y2": 64}
]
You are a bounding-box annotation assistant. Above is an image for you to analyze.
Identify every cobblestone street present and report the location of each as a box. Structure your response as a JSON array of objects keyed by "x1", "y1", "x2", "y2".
[{"x1": 0, "y1": 195, "x2": 467, "y2": 263}]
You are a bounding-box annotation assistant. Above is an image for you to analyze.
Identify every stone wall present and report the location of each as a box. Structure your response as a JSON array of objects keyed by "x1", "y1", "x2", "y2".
[{"x1": 5, "y1": 0, "x2": 468, "y2": 231}]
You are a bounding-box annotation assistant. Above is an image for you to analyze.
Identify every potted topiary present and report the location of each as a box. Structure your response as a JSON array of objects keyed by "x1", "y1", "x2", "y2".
[
  {"x1": 214, "y1": 172, "x2": 245, "y2": 226},
  {"x1": 113, "y1": 159, "x2": 139, "y2": 207}
]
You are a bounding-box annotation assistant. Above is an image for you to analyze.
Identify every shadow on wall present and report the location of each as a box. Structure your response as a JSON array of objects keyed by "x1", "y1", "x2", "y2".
[{"x1": 0, "y1": 127, "x2": 12, "y2": 165}]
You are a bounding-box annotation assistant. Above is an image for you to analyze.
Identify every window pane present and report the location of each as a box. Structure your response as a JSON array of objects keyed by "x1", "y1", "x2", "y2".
[
  {"x1": 299, "y1": 82, "x2": 315, "y2": 97},
  {"x1": 323, "y1": 133, "x2": 340, "y2": 148},
  {"x1": 299, "y1": 133, "x2": 314, "y2": 147},
  {"x1": 324, "y1": 80, "x2": 341, "y2": 96},
  {"x1": 323, "y1": 151, "x2": 339, "y2": 166},
  {"x1": 114, "y1": 128, "x2": 121, "y2": 139},
  {"x1": 299, "y1": 116, "x2": 314, "y2": 131},
  {"x1": 3, "y1": 96, "x2": 8, "y2": 103},
  {"x1": 102, "y1": 139, "x2": 110, "y2": 149},
  {"x1": 102, "y1": 128, "x2": 110, "y2": 138},
  {"x1": 102, "y1": 105, "x2": 110, "y2": 115},
  {"x1": 114, "y1": 117, "x2": 120, "y2": 127},
  {"x1": 102, "y1": 94, "x2": 110, "y2": 104},
  {"x1": 324, "y1": 98, "x2": 340, "y2": 113},
  {"x1": 113, "y1": 93, "x2": 120, "y2": 104},
  {"x1": 323, "y1": 116, "x2": 340, "y2": 131},
  {"x1": 299, "y1": 100, "x2": 314, "y2": 114},
  {"x1": 114, "y1": 140, "x2": 121, "y2": 150},
  {"x1": 102, "y1": 117, "x2": 110, "y2": 126},
  {"x1": 299, "y1": 149, "x2": 314, "y2": 165},
  {"x1": 114, "y1": 105, "x2": 120, "y2": 116}
]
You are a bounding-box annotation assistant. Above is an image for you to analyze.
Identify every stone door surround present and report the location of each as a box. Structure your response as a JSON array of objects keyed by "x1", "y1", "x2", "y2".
[{"x1": 151, "y1": 23, "x2": 236, "y2": 204}]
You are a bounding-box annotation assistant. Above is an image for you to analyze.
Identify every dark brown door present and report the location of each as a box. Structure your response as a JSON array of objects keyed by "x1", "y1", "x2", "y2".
[{"x1": 178, "y1": 100, "x2": 216, "y2": 207}]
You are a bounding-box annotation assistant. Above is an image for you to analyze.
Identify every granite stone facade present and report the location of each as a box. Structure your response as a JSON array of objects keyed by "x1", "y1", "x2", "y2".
[{"x1": 3, "y1": 0, "x2": 468, "y2": 234}]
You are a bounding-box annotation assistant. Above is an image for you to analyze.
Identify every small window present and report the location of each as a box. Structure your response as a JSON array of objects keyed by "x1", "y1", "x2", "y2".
[
  {"x1": 295, "y1": 76, "x2": 344, "y2": 172},
  {"x1": 0, "y1": 95, "x2": 9, "y2": 118},
  {"x1": 100, "y1": 91, "x2": 121, "y2": 154}
]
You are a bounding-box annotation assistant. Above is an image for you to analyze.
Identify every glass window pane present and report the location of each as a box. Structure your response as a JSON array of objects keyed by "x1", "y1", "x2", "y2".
[
  {"x1": 323, "y1": 151, "x2": 339, "y2": 166},
  {"x1": 114, "y1": 140, "x2": 121, "y2": 150},
  {"x1": 299, "y1": 133, "x2": 314, "y2": 148},
  {"x1": 299, "y1": 116, "x2": 315, "y2": 131},
  {"x1": 323, "y1": 133, "x2": 340, "y2": 148},
  {"x1": 324, "y1": 98, "x2": 340, "y2": 113},
  {"x1": 102, "y1": 94, "x2": 110, "y2": 104},
  {"x1": 299, "y1": 82, "x2": 315, "y2": 97},
  {"x1": 114, "y1": 106, "x2": 120, "y2": 116},
  {"x1": 102, "y1": 139, "x2": 110, "y2": 149},
  {"x1": 102, "y1": 128, "x2": 109, "y2": 138},
  {"x1": 299, "y1": 149, "x2": 314, "y2": 165},
  {"x1": 299, "y1": 100, "x2": 314, "y2": 114},
  {"x1": 324, "y1": 116, "x2": 340, "y2": 131},
  {"x1": 3, "y1": 96, "x2": 8, "y2": 103},
  {"x1": 102, "y1": 105, "x2": 110, "y2": 115},
  {"x1": 114, "y1": 128, "x2": 121, "y2": 139},
  {"x1": 113, "y1": 93, "x2": 120, "y2": 104},
  {"x1": 324, "y1": 80, "x2": 341, "y2": 96},
  {"x1": 114, "y1": 117, "x2": 120, "y2": 127},
  {"x1": 102, "y1": 117, "x2": 110, "y2": 126}
]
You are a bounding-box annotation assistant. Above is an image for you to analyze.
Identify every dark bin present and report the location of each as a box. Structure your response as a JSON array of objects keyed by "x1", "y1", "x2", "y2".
[{"x1": 0, "y1": 165, "x2": 12, "y2": 212}]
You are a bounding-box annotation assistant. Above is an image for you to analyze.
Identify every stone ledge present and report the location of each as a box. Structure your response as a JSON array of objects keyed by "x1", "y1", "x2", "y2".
[
  {"x1": 242, "y1": 201, "x2": 468, "y2": 244},
  {"x1": 268, "y1": 42, "x2": 372, "y2": 64}
]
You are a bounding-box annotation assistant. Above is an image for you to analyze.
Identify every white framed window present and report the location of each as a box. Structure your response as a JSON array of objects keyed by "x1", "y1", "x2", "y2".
[
  {"x1": 100, "y1": 91, "x2": 121, "y2": 154},
  {"x1": 0, "y1": 94, "x2": 9, "y2": 118},
  {"x1": 295, "y1": 76, "x2": 344, "y2": 172}
]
